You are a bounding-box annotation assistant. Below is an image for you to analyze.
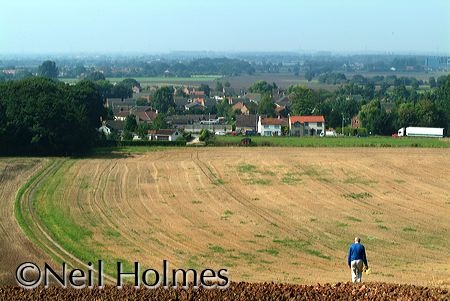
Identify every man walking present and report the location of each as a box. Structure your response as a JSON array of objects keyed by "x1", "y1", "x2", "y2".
[{"x1": 348, "y1": 237, "x2": 368, "y2": 283}]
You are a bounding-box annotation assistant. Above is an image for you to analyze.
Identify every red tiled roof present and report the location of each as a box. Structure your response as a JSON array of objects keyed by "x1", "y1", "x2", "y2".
[
  {"x1": 275, "y1": 105, "x2": 286, "y2": 112},
  {"x1": 232, "y1": 102, "x2": 245, "y2": 110},
  {"x1": 136, "y1": 110, "x2": 157, "y2": 122},
  {"x1": 115, "y1": 111, "x2": 130, "y2": 118},
  {"x1": 261, "y1": 118, "x2": 287, "y2": 126},
  {"x1": 290, "y1": 115, "x2": 325, "y2": 123}
]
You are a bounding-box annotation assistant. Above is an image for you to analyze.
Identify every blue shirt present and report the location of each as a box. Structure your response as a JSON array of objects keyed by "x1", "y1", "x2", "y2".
[{"x1": 348, "y1": 243, "x2": 368, "y2": 267}]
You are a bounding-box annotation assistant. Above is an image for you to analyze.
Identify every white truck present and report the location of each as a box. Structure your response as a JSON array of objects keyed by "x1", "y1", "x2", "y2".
[
  {"x1": 397, "y1": 127, "x2": 444, "y2": 138},
  {"x1": 320, "y1": 130, "x2": 337, "y2": 137}
]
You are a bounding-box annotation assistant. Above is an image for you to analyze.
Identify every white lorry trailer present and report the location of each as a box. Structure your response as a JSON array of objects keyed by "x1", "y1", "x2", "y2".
[
  {"x1": 320, "y1": 130, "x2": 337, "y2": 137},
  {"x1": 397, "y1": 127, "x2": 444, "y2": 138}
]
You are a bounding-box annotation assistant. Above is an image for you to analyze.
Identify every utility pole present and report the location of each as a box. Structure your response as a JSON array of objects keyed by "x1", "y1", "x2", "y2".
[{"x1": 341, "y1": 113, "x2": 345, "y2": 136}]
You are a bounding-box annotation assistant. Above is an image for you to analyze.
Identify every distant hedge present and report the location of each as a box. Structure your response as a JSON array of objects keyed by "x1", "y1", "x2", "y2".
[{"x1": 98, "y1": 140, "x2": 186, "y2": 147}]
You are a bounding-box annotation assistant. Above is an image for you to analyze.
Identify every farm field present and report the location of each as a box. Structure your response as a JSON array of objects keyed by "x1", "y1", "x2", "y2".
[
  {"x1": 0, "y1": 159, "x2": 51, "y2": 285},
  {"x1": 60, "y1": 76, "x2": 222, "y2": 87},
  {"x1": 13, "y1": 147, "x2": 450, "y2": 287},
  {"x1": 59, "y1": 71, "x2": 448, "y2": 91},
  {"x1": 214, "y1": 136, "x2": 450, "y2": 148}
]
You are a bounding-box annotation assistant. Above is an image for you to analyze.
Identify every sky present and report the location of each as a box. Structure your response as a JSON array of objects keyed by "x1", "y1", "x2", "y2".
[{"x1": 1, "y1": 0, "x2": 449, "y2": 54}]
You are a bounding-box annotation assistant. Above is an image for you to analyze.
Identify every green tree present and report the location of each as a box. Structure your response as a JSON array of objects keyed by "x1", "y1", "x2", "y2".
[
  {"x1": 70, "y1": 80, "x2": 106, "y2": 128},
  {"x1": 397, "y1": 102, "x2": 417, "y2": 127},
  {"x1": 122, "y1": 130, "x2": 133, "y2": 140},
  {"x1": 411, "y1": 78, "x2": 419, "y2": 90},
  {"x1": 392, "y1": 84, "x2": 409, "y2": 101},
  {"x1": 136, "y1": 98, "x2": 148, "y2": 106},
  {"x1": 437, "y1": 75, "x2": 450, "y2": 133},
  {"x1": 94, "y1": 80, "x2": 113, "y2": 103},
  {"x1": 112, "y1": 82, "x2": 133, "y2": 101},
  {"x1": 152, "y1": 86, "x2": 175, "y2": 114},
  {"x1": 415, "y1": 99, "x2": 447, "y2": 127},
  {"x1": 136, "y1": 123, "x2": 150, "y2": 139},
  {"x1": 216, "y1": 99, "x2": 233, "y2": 121},
  {"x1": 429, "y1": 76, "x2": 436, "y2": 88},
  {"x1": 215, "y1": 81, "x2": 223, "y2": 92},
  {"x1": 304, "y1": 70, "x2": 314, "y2": 81},
  {"x1": 199, "y1": 129, "x2": 214, "y2": 143},
  {"x1": 151, "y1": 114, "x2": 168, "y2": 130},
  {"x1": 257, "y1": 93, "x2": 276, "y2": 117},
  {"x1": 0, "y1": 77, "x2": 101, "y2": 155},
  {"x1": 38, "y1": 60, "x2": 58, "y2": 79},
  {"x1": 437, "y1": 75, "x2": 447, "y2": 88},
  {"x1": 199, "y1": 84, "x2": 211, "y2": 96},
  {"x1": 125, "y1": 115, "x2": 137, "y2": 132},
  {"x1": 74, "y1": 65, "x2": 86, "y2": 77},
  {"x1": 248, "y1": 80, "x2": 275, "y2": 94},
  {"x1": 85, "y1": 71, "x2": 106, "y2": 81},
  {"x1": 14, "y1": 69, "x2": 33, "y2": 80},
  {"x1": 289, "y1": 86, "x2": 317, "y2": 115},
  {"x1": 358, "y1": 100, "x2": 394, "y2": 135},
  {"x1": 121, "y1": 78, "x2": 141, "y2": 89}
]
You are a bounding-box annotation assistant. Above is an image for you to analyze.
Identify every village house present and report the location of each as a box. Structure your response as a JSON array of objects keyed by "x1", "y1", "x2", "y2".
[
  {"x1": 106, "y1": 97, "x2": 136, "y2": 109},
  {"x1": 105, "y1": 120, "x2": 125, "y2": 134},
  {"x1": 134, "y1": 107, "x2": 157, "y2": 123},
  {"x1": 98, "y1": 122, "x2": 112, "y2": 136},
  {"x1": 236, "y1": 114, "x2": 258, "y2": 133},
  {"x1": 275, "y1": 104, "x2": 289, "y2": 117},
  {"x1": 257, "y1": 116, "x2": 288, "y2": 136},
  {"x1": 351, "y1": 115, "x2": 360, "y2": 128},
  {"x1": 244, "y1": 92, "x2": 262, "y2": 104},
  {"x1": 132, "y1": 85, "x2": 141, "y2": 94},
  {"x1": 148, "y1": 129, "x2": 182, "y2": 141},
  {"x1": 182, "y1": 86, "x2": 205, "y2": 97},
  {"x1": 185, "y1": 102, "x2": 204, "y2": 111},
  {"x1": 232, "y1": 102, "x2": 250, "y2": 115},
  {"x1": 113, "y1": 106, "x2": 157, "y2": 124},
  {"x1": 113, "y1": 109, "x2": 130, "y2": 121},
  {"x1": 289, "y1": 115, "x2": 325, "y2": 136},
  {"x1": 174, "y1": 96, "x2": 189, "y2": 111}
]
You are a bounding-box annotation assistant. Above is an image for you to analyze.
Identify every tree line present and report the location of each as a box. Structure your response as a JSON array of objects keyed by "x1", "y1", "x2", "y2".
[{"x1": 0, "y1": 77, "x2": 105, "y2": 155}]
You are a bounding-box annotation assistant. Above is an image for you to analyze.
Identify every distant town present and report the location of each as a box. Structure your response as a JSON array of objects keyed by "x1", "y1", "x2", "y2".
[{"x1": 0, "y1": 53, "x2": 449, "y2": 154}]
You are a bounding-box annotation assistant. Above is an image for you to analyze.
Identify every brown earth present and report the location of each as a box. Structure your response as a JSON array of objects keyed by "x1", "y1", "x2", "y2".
[
  {"x1": 1, "y1": 282, "x2": 449, "y2": 300},
  {"x1": 0, "y1": 159, "x2": 51, "y2": 285},
  {"x1": 23, "y1": 148, "x2": 450, "y2": 287}
]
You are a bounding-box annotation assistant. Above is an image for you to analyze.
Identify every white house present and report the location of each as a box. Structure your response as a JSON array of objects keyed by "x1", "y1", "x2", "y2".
[
  {"x1": 289, "y1": 115, "x2": 325, "y2": 136},
  {"x1": 257, "y1": 116, "x2": 287, "y2": 136},
  {"x1": 98, "y1": 122, "x2": 111, "y2": 136},
  {"x1": 148, "y1": 129, "x2": 181, "y2": 141}
]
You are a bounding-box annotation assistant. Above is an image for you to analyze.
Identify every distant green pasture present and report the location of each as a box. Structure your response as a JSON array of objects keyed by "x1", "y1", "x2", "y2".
[{"x1": 213, "y1": 136, "x2": 450, "y2": 148}]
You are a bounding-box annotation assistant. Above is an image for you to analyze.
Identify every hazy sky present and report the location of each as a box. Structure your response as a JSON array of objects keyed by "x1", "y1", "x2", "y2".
[{"x1": 1, "y1": 0, "x2": 449, "y2": 54}]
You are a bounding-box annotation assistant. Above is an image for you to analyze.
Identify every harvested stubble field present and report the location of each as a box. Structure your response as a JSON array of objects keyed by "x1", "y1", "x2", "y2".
[
  {"x1": 0, "y1": 158, "x2": 51, "y2": 285},
  {"x1": 2, "y1": 147, "x2": 450, "y2": 299}
]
